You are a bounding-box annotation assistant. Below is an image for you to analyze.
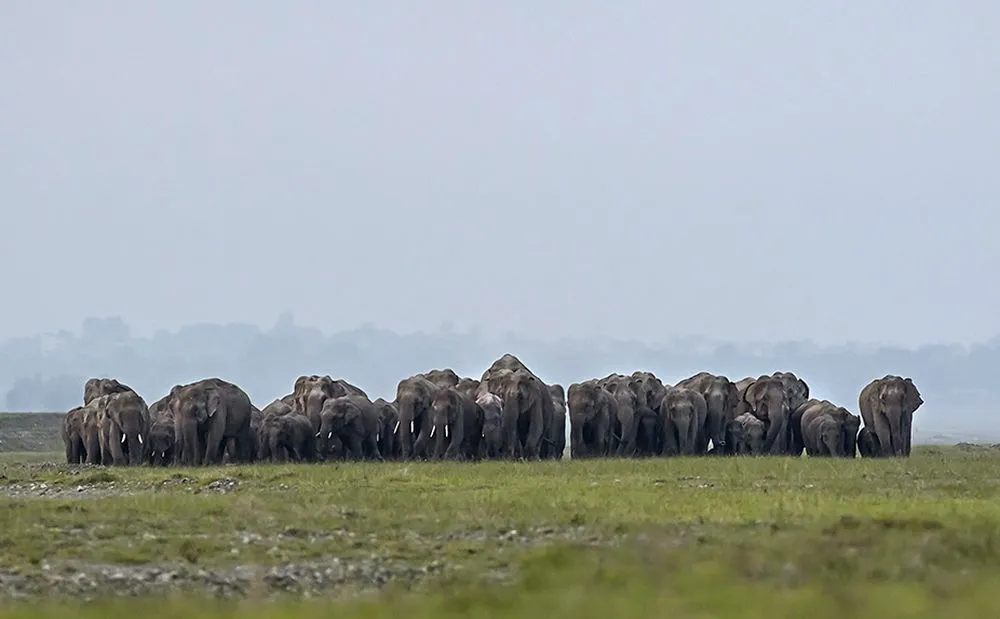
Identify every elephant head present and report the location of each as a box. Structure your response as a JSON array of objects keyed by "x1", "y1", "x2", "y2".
[
  {"x1": 727, "y1": 413, "x2": 765, "y2": 455},
  {"x1": 102, "y1": 390, "x2": 149, "y2": 466},
  {"x1": 317, "y1": 396, "x2": 363, "y2": 452},
  {"x1": 859, "y1": 376, "x2": 923, "y2": 457},
  {"x1": 84, "y1": 377, "x2": 134, "y2": 406},
  {"x1": 429, "y1": 388, "x2": 464, "y2": 458},
  {"x1": 816, "y1": 417, "x2": 844, "y2": 456},
  {"x1": 771, "y1": 372, "x2": 810, "y2": 412},
  {"x1": 293, "y1": 375, "x2": 338, "y2": 421},
  {"x1": 630, "y1": 371, "x2": 667, "y2": 413},
  {"x1": 659, "y1": 387, "x2": 706, "y2": 456},
  {"x1": 841, "y1": 409, "x2": 861, "y2": 458},
  {"x1": 744, "y1": 377, "x2": 793, "y2": 455},
  {"x1": 422, "y1": 369, "x2": 461, "y2": 389},
  {"x1": 147, "y1": 410, "x2": 175, "y2": 466}
]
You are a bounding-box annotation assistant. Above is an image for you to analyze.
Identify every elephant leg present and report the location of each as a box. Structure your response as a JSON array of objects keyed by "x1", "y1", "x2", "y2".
[
  {"x1": 366, "y1": 432, "x2": 383, "y2": 461},
  {"x1": 203, "y1": 422, "x2": 226, "y2": 466}
]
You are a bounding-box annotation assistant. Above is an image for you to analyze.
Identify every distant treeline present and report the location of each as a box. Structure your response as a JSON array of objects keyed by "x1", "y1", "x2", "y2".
[{"x1": 1, "y1": 315, "x2": 996, "y2": 439}]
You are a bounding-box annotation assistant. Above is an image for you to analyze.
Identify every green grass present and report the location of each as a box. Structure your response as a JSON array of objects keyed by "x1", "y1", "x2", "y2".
[{"x1": 2, "y1": 446, "x2": 1000, "y2": 617}]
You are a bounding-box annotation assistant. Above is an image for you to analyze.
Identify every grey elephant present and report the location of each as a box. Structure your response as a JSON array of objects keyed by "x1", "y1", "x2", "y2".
[
  {"x1": 674, "y1": 372, "x2": 739, "y2": 454},
  {"x1": 429, "y1": 387, "x2": 483, "y2": 460},
  {"x1": 858, "y1": 375, "x2": 923, "y2": 457},
  {"x1": 494, "y1": 367, "x2": 552, "y2": 460},
  {"x1": 259, "y1": 412, "x2": 315, "y2": 462},
  {"x1": 292, "y1": 375, "x2": 368, "y2": 429},
  {"x1": 146, "y1": 394, "x2": 176, "y2": 466},
  {"x1": 476, "y1": 392, "x2": 504, "y2": 459},
  {"x1": 317, "y1": 394, "x2": 383, "y2": 461},
  {"x1": 742, "y1": 376, "x2": 795, "y2": 455},
  {"x1": 567, "y1": 380, "x2": 615, "y2": 458},
  {"x1": 857, "y1": 427, "x2": 882, "y2": 458},
  {"x1": 659, "y1": 386, "x2": 707, "y2": 456},
  {"x1": 629, "y1": 371, "x2": 668, "y2": 415},
  {"x1": 83, "y1": 377, "x2": 135, "y2": 406},
  {"x1": 799, "y1": 400, "x2": 861, "y2": 457},
  {"x1": 395, "y1": 374, "x2": 441, "y2": 460},
  {"x1": 96, "y1": 390, "x2": 149, "y2": 466},
  {"x1": 546, "y1": 384, "x2": 567, "y2": 459},
  {"x1": 724, "y1": 413, "x2": 765, "y2": 455},
  {"x1": 478, "y1": 354, "x2": 556, "y2": 460},
  {"x1": 372, "y1": 398, "x2": 399, "y2": 460},
  {"x1": 61, "y1": 405, "x2": 89, "y2": 464},
  {"x1": 170, "y1": 378, "x2": 254, "y2": 466},
  {"x1": 598, "y1": 374, "x2": 642, "y2": 458}
]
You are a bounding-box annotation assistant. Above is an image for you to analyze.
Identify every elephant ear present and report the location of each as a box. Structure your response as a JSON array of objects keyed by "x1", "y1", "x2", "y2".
[
  {"x1": 727, "y1": 382, "x2": 740, "y2": 415},
  {"x1": 744, "y1": 380, "x2": 765, "y2": 411},
  {"x1": 342, "y1": 403, "x2": 361, "y2": 426},
  {"x1": 903, "y1": 378, "x2": 923, "y2": 412}
]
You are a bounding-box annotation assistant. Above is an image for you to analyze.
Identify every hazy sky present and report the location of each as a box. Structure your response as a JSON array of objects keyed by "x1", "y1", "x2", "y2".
[{"x1": 2, "y1": 2, "x2": 997, "y2": 346}]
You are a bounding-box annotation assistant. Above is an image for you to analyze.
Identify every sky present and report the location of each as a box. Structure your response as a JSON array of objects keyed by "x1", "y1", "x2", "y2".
[{"x1": 1, "y1": 2, "x2": 998, "y2": 346}]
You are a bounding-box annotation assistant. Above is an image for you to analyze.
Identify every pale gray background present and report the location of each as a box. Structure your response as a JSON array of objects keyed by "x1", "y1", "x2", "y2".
[{"x1": 2, "y1": 2, "x2": 997, "y2": 346}]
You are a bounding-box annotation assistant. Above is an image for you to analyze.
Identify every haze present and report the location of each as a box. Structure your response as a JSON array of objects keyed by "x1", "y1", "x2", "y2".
[{"x1": 2, "y1": 2, "x2": 997, "y2": 346}]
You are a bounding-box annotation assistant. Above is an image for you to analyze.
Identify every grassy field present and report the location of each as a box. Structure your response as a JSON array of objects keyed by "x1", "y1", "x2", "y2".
[{"x1": 0, "y1": 445, "x2": 999, "y2": 617}]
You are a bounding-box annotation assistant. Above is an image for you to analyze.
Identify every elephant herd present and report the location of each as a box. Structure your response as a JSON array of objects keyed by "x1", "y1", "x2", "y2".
[{"x1": 59, "y1": 353, "x2": 923, "y2": 467}]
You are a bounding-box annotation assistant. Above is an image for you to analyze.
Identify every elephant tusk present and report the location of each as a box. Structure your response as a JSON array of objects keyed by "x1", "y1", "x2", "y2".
[
  {"x1": 315, "y1": 432, "x2": 321, "y2": 438},
  {"x1": 410, "y1": 421, "x2": 414, "y2": 434},
  {"x1": 121, "y1": 434, "x2": 127, "y2": 444},
  {"x1": 430, "y1": 425, "x2": 436, "y2": 438},
  {"x1": 444, "y1": 425, "x2": 449, "y2": 439},
  {"x1": 327, "y1": 431, "x2": 333, "y2": 439},
  {"x1": 138, "y1": 434, "x2": 143, "y2": 445},
  {"x1": 393, "y1": 420, "x2": 400, "y2": 434}
]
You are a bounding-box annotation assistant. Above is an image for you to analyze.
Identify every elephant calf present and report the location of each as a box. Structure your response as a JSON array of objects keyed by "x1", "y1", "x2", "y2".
[
  {"x1": 725, "y1": 413, "x2": 765, "y2": 455},
  {"x1": 799, "y1": 400, "x2": 861, "y2": 458}
]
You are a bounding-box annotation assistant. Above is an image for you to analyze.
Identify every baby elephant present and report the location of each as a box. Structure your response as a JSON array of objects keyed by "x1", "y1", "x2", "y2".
[
  {"x1": 724, "y1": 413, "x2": 766, "y2": 455},
  {"x1": 799, "y1": 400, "x2": 861, "y2": 457}
]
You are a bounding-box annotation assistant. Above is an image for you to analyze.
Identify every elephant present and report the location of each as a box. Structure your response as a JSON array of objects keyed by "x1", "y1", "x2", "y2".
[
  {"x1": 147, "y1": 413, "x2": 176, "y2": 467},
  {"x1": 770, "y1": 372, "x2": 810, "y2": 413},
  {"x1": 674, "y1": 372, "x2": 739, "y2": 454},
  {"x1": 95, "y1": 390, "x2": 149, "y2": 466},
  {"x1": 725, "y1": 413, "x2": 765, "y2": 455},
  {"x1": 799, "y1": 400, "x2": 861, "y2": 457},
  {"x1": 420, "y1": 369, "x2": 462, "y2": 389},
  {"x1": 629, "y1": 371, "x2": 668, "y2": 415},
  {"x1": 476, "y1": 392, "x2": 504, "y2": 459},
  {"x1": 316, "y1": 394, "x2": 383, "y2": 460},
  {"x1": 492, "y1": 367, "x2": 552, "y2": 460},
  {"x1": 858, "y1": 375, "x2": 923, "y2": 457},
  {"x1": 395, "y1": 374, "x2": 441, "y2": 460},
  {"x1": 429, "y1": 387, "x2": 484, "y2": 460},
  {"x1": 857, "y1": 427, "x2": 882, "y2": 458},
  {"x1": 634, "y1": 407, "x2": 662, "y2": 457},
  {"x1": 292, "y1": 375, "x2": 368, "y2": 427},
  {"x1": 83, "y1": 377, "x2": 135, "y2": 406},
  {"x1": 61, "y1": 405, "x2": 88, "y2": 464},
  {"x1": 372, "y1": 398, "x2": 399, "y2": 460},
  {"x1": 598, "y1": 374, "x2": 642, "y2": 458},
  {"x1": 567, "y1": 380, "x2": 615, "y2": 458},
  {"x1": 659, "y1": 386, "x2": 707, "y2": 456},
  {"x1": 170, "y1": 378, "x2": 254, "y2": 466},
  {"x1": 259, "y1": 412, "x2": 315, "y2": 462},
  {"x1": 143, "y1": 395, "x2": 176, "y2": 466},
  {"x1": 788, "y1": 398, "x2": 818, "y2": 456},
  {"x1": 742, "y1": 376, "x2": 795, "y2": 455},
  {"x1": 545, "y1": 384, "x2": 567, "y2": 459}
]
